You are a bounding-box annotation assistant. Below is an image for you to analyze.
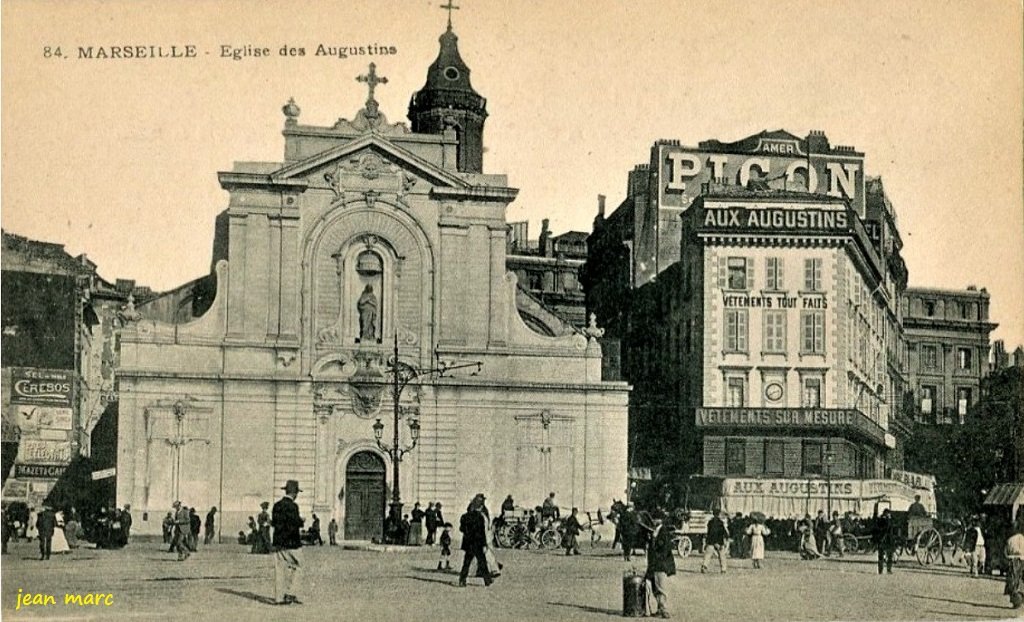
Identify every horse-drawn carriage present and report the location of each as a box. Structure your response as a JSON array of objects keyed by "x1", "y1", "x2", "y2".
[
  {"x1": 873, "y1": 500, "x2": 965, "y2": 566},
  {"x1": 668, "y1": 509, "x2": 712, "y2": 557}
]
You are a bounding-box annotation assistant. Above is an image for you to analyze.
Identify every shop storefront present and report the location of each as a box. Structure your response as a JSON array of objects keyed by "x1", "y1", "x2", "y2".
[{"x1": 689, "y1": 475, "x2": 937, "y2": 518}]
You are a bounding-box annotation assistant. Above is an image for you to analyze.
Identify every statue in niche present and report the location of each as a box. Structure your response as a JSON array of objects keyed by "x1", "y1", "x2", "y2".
[{"x1": 357, "y1": 284, "x2": 378, "y2": 342}]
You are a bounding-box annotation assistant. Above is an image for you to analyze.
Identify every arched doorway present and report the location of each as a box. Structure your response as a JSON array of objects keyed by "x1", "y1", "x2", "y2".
[{"x1": 344, "y1": 451, "x2": 385, "y2": 541}]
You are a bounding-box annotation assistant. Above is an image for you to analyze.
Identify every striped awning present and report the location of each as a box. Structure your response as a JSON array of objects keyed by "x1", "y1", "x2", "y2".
[{"x1": 983, "y1": 483, "x2": 1024, "y2": 507}]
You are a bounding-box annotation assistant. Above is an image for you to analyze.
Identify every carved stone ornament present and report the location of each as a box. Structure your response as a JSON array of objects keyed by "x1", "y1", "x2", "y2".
[
  {"x1": 397, "y1": 323, "x2": 419, "y2": 346},
  {"x1": 400, "y1": 172, "x2": 417, "y2": 195},
  {"x1": 584, "y1": 313, "x2": 606, "y2": 341},
  {"x1": 324, "y1": 165, "x2": 344, "y2": 198},
  {"x1": 346, "y1": 351, "x2": 386, "y2": 418},
  {"x1": 317, "y1": 325, "x2": 340, "y2": 344},
  {"x1": 364, "y1": 190, "x2": 379, "y2": 208},
  {"x1": 276, "y1": 348, "x2": 298, "y2": 367}
]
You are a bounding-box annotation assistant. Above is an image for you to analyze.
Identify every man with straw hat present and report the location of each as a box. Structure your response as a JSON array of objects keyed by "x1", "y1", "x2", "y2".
[{"x1": 272, "y1": 480, "x2": 305, "y2": 605}]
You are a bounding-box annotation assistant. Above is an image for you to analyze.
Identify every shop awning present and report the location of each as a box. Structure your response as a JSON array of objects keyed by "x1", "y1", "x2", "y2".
[{"x1": 983, "y1": 483, "x2": 1024, "y2": 508}]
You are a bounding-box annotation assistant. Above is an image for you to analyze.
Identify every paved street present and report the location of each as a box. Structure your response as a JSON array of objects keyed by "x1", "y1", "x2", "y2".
[{"x1": 1, "y1": 539, "x2": 1015, "y2": 621}]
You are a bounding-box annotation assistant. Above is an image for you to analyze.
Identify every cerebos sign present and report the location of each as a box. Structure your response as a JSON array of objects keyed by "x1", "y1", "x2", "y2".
[{"x1": 10, "y1": 368, "x2": 73, "y2": 407}]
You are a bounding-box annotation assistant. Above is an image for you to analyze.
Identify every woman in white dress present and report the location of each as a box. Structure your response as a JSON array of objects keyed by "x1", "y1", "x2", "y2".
[
  {"x1": 745, "y1": 520, "x2": 771, "y2": 569},
  {"x1": 51, "y1": 511, "x2": 71, "y2": 554}
]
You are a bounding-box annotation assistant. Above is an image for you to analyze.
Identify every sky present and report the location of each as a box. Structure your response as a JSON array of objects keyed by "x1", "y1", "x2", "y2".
[{"x1": 2, "y1": 0, "x2": 1022, "y2": 345}]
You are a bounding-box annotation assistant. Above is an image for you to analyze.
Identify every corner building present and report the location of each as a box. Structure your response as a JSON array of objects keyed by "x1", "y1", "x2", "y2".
[
  {"x1": 116, "y1": 23, "x2": 628, "y2": 539},
  {"x1": 587, "y1": 131, "x2": 927, "y2": 515},
  {"x1": 683, "y1": 191, "x2": 900, "y2": 486}
]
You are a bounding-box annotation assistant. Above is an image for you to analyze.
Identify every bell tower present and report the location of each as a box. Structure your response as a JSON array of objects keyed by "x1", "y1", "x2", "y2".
[{"x1": 408, "y1": 2, "x2": 488, "y2": 173}]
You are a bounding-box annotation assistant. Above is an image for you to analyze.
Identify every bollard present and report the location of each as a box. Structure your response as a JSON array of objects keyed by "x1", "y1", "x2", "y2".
[{"x1": 622, "y1": 568, "x2": 647, "y2": 617}]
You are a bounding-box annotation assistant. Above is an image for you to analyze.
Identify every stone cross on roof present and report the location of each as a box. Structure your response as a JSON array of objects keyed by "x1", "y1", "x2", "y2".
[
  {"x1": 441, "y1": 0, "x2": 459, "y2": 29},
  {"x1": 356, "y1": 63, "x2": 388, "y2": 119}
]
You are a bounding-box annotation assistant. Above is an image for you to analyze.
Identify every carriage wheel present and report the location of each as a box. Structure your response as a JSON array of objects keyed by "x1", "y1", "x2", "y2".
[
  {"x1": 841, "y1": 534, "x2": 859, "y2": 554},
  {"x1": 540, "y1": 529, "x2": 559, "y2": 549},
  {"x1": 674, "y1": 535, "x2": 693, "y2": 557},
  {"x1": 916, "y1": 528, "x2": 943, "y2": 566}
]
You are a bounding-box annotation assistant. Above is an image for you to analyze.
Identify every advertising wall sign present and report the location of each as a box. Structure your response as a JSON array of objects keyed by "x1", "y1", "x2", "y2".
[
  {"x1": 13, "y1": 464, "x2": 68, "y2": 479},
  {"x1": 889, "y1": 468, "x2": 936, "y2": 491},
  {"x1": 696, "y1": 407, "x2": 886, "y2": 445},
  {"x1": 15, "y1": 405, "x2": 73, "y2": 431},
  {"x1": 726, "y1": 478, "x2": 859, "y2": 498},
  {"x1": 10, "y1": 368, "x2": 73, "y2": 407},
  {"x1": 700, "y1": 207, "x2": 851, "y2": 234},
  {"x1": 656, "y1": 131, "x2": 865, "y2": 216},
  {"x1": 17, "y1": 440, "x2": 73, "y2": 465}
]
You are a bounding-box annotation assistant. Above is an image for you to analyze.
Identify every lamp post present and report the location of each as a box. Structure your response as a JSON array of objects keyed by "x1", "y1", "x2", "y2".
[
  {"x1": 824, "y1": 437, "x2": 837, "y2": 517},
  {"x1": 372, "y1": 333, "x2": 481, "y2": 536}
]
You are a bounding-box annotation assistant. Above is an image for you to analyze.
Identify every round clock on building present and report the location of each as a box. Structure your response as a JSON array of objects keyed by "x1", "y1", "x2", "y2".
[
  {"x1": 443, "y1": 66, "x2": 460, "y2": 81},
  {"x1": 765, "y1": 383, "x2": 784, "y2": 402}
]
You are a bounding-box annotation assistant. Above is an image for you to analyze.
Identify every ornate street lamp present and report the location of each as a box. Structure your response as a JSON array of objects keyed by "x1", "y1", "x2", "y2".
[{"x1": 372, "y1": 333, "x2": 481, "y2": 539}]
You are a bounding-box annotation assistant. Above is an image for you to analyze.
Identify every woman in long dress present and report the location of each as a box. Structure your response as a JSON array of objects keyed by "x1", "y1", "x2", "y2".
[
  {"x1": 746, "y1": 520, "x2": 771, "y2": 569},
  {"x1": 51, "y1": 511, "x2": 71, "y2": 554}
]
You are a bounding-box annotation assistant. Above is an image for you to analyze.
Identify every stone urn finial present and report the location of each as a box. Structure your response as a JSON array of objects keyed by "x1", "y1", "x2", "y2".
[{"x1": 283, "y1": 97, "x2": 301, "y2": 125}]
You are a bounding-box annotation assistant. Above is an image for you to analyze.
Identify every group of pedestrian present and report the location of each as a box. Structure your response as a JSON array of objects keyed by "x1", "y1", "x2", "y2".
[
  {"x1": 381, "y1": 500, "x2": 445, "y2": 545},
  {"x1": 2, "y1": 504, "x2": 123, "y2": 555},
  {"x1": 165, "y1": 503, "x2": 219, "y2": 559}
]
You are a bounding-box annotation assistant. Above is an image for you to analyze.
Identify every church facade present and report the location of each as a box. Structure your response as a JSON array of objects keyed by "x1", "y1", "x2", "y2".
[{"x1": 116, "y1": 25, "x2": 628, "y2": 538}]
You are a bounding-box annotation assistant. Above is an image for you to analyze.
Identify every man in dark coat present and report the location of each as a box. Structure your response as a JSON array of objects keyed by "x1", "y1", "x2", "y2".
[
  {"x1": 189, "y1": 508, "x2": 201, "y2": 550},
  {"x1": 122, "y1": 504, "x2": 133, "y2": 543},
  {"x1": 457, "y1": 496, "x2": 492, "y2": 587},
  {"x1": 35, "y1": 506, "x2": 57, "y2": 560},
  {"x1": 424, "y1": 502, "x2": 438, "y2": 545},
  {"x1": 272, "y1": 480, "x2": 305, "y2": 605},
  {"x1": 874, "y1": 508, "x2": 896, "y2": 574},
  {"x1": 563, "y1": 507, "x2": 582, "y2": 555},
  {"x1": 204, "y1": 507, "x2": 217, "y2": 545},
  {"x1": 618, "y1": 503, "x2": 639, "y2": 561},
  {"x1": 701, "y1": 508, "x2": 729, "y2": 573},
  {"x1": 646, "y1": 510, "x2": 676, "y2": 618}
]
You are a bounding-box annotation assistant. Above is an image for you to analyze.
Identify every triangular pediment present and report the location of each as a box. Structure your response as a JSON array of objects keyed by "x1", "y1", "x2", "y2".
[{"x1": 271, "y1": 134, "x2": 469, "y2": 190}]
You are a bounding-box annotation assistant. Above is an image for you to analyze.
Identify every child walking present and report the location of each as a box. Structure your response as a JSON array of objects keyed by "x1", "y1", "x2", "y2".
[{"x1": 437, "y1": 522, "x2": 453, "y2": 571}]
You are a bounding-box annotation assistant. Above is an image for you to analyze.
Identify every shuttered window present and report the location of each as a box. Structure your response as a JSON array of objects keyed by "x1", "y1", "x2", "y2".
[
  {"x1": 725, "y1": 309, "x2": 748, "y2": 353},
  {"x1": 763, "y1": 310, "x2": 786, "y2": 352},
  {"x1": 766, "y1": 257, "x2": 784, "y2": 290},
  {"x1": 801, "y1": 310, "x2": 825, "y2": 354},
  {"x1": 804, "y1": 258, "x2": 823, "y2": 291}
]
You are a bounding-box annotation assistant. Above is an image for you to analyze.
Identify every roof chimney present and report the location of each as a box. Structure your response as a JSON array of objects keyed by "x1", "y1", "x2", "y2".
[
  {"x1": 540, "y1": 219, "x2": 551, "y2": 257},
  {"x1": 597, "y1": 194, "x2": 606, "y2": 218}
]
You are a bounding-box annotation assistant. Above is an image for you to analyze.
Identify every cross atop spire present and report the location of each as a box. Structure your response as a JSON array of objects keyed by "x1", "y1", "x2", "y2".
[
  {"x1": 356, "y1": 62, "x2": 388, "y2": 119},
  {"x1": 440, "y1": 0, "x2": 459, "y2": 29}
]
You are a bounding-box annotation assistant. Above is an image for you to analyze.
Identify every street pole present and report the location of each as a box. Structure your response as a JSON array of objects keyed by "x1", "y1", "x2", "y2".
[
  {"x1": 373, "y1": 335, "x2": 480, "y2": 543},
  {"x1": 391, "y1": 333, "x2": 402, "y2": 518},
  {"x1": 825, "y1": 437, "x2": 834, "y2": 517}
]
